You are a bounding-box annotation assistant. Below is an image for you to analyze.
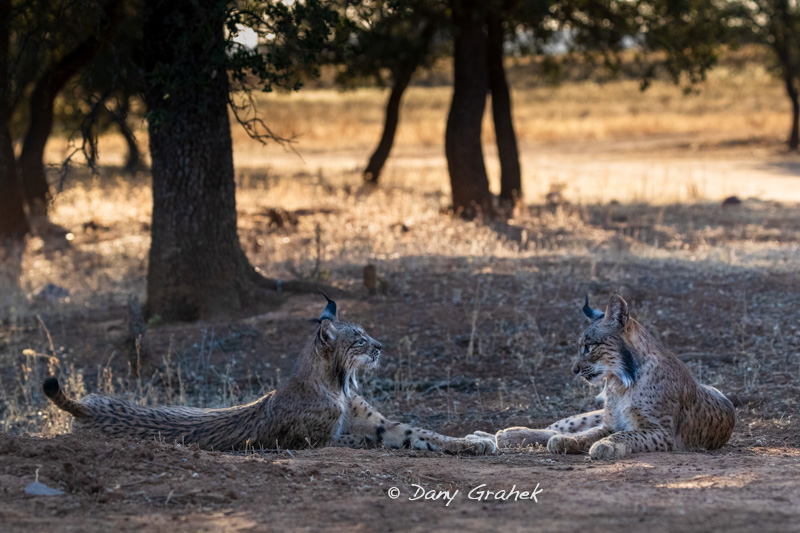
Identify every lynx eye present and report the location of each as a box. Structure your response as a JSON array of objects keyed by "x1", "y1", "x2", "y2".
[
  {"x1": 582, "y1": 343, "x2": 597, "y2": 356},
  {"x1": 357, "y1": 338, "x2": 367, "y2": 346}
]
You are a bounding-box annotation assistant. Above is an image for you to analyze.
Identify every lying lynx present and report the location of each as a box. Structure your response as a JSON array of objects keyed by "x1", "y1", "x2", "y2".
[
  {"x1": 474, "y1": 294, "x2": 734, "y2": 460},
  {"x1": 45, "y1": 296, "x2": 495, "y2": 455}
]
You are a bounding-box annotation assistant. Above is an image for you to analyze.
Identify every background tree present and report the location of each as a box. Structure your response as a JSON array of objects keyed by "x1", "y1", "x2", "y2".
[
  {"x1": 16, "y1": 0, "x2": 123, "y2": 215},
  {"x1": 444, "y1": 0, "x2": 729, "y2": 217},
  {"x1": 445, "y1": 0, "x2": 494, "y2": 218},
  {"x1": 0, "y1": 0, "x2": 28, "y2": 242},
  {"x1": 0, "y1": 0, "x2": 125, "y2": 244},
  {"x1": 728, "y1": 0, "x2": 800, "y2": 150},
  {"x1": 57, "y1": 7, "x2": 145, "y2": 174},
  {"x1": 486, "y1": 1, "x2": 522, "y2": 206},
  {"x1": 335, "y1": 0, "x2": 446, "y2": 185}
]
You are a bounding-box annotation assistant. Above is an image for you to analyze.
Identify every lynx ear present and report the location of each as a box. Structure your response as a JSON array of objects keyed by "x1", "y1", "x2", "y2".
[
  {"x1": 318, "y1": 320, "x2": 337, "y2": 350},
  {"x1": 606, "y1": 294, "x2": 629, "y2": 326}
]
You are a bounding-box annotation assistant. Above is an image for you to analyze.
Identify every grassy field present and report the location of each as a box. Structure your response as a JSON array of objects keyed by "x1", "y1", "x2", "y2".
[{"x1": 2, "y1": 50, "x2": 800, "y2": 531}]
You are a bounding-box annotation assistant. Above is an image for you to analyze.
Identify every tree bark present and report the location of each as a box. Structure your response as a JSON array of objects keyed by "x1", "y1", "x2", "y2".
[
  {"x1": 445, "y1": 0, "x2": 493, "y2": 218},
  {"x1": 363, "y1": 69, "x2": 412, "y2": 184},
  {"x1": 486, "y1": 13, "x2": 521, "y2": 205},
  {"x1": 18, "y1": 2, "x2": 121, "y2": 215},
  {"x1": 787, "y1": 74, "x2": 799, "y2": 151},
  {"x1": 0, "y1": 0, "x2": 29, "y2": 242}
]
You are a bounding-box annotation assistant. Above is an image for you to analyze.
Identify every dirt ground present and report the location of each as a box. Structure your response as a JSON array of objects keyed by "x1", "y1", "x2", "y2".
[
  {"x1": 1, "y1": 431, "x2": 799, "y2": 533},
  {"x1": 2, "y1": 132, "x2": 800, "y2": 531}
]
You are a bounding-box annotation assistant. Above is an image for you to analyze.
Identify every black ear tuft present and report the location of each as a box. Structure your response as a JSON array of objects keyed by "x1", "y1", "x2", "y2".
[
  {"x1": 583, "y1": 294, "x2": 605, "y2": 321},
  {"x1": 319, "y1": 291, "x2": 337, "y2": 322}
]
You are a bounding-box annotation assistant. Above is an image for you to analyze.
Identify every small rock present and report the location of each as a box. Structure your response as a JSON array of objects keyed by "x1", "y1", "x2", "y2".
[
  {"x1": 35, "y1": 283, "x2": 70, "y2": 303},
  {"x1": 82, "y1": 219, "x2": 109, "y2": 232},
  {"x1": 25, "y1": 481, "x2": 64, "y2": 496},
  {"x1": 722, "y1": 196, "x2": 742, "y2": 207},
  {"x1": 545, "y1": 190, "x2": 564, "y2": 207}
]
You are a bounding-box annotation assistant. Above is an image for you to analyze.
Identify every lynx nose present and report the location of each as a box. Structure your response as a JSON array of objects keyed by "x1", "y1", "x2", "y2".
[
  {"x1": 572, "y1": 363, "x2": 580, "y2": 375},
  {"x1": 375, "y1": 341, "x2": 382, "y2": 350}
]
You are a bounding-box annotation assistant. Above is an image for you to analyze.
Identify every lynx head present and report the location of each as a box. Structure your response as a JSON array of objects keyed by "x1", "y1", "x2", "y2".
[
  {"x1": 313, "y1": 293, "x2": 382, "y2": 395},
  {"x1": 573, "y1": 294, "x2": 639, "y2": 388}
]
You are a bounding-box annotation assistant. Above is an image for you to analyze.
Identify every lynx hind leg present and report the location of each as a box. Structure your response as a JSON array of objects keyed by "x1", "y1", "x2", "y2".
[
  {"x1": 546, "y1": 410, "x2": 604, "y2": 434},
  {"x1": 331, "y1": 435, "x2": 373, "y2": 449},
  {"x1": 494, "y1": 427, "x2": 558, "y2": 449},
  {"x1": 589, "y1": 429, "x2": 675, "y2": 460}
]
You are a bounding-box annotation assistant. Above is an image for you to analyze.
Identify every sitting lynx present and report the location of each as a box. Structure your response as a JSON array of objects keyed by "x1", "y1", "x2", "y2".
[
  {"x1": 45, "y1": 296, "x2": 495, "y2": 455},
  {"x1": 474, "y1": 294, "x2": 734, "y2": 460}
]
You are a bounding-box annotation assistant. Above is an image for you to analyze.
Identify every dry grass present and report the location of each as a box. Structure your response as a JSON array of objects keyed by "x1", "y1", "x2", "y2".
[
  {"x1": 3, "y1": 50, "x2": 799, "y2": 442},
  {"x1": 227, "y1": 62, "x2": 789, "y2": 152},
  {"x1": 2, "y1": 161, "x2": 799, "y2": 438},
  {"x1": 42, "y1": 48, "x2": 797, "y2": 207},
  {"x1": 44, "y1": 49, "x2": 790, "y2": 155}
]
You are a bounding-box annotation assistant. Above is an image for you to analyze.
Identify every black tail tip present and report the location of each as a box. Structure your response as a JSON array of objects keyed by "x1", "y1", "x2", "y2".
[{"x1": 43, "y1": 377, "x2": 60, "y2": 397}]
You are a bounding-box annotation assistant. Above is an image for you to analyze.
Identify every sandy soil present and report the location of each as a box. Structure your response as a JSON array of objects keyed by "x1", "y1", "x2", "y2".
[
  {"x1": 2, "y1": 431, "x2": 799, "y2": 533},
  {"x1": 239, "y1": 135, "x2": 800, "y2": 204}
]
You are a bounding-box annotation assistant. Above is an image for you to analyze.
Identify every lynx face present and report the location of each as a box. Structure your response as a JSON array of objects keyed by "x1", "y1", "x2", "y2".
[
  {"x1": 316, "y1": 299, "x2": 382, "y2": 395},
  {"x1": 328, "y1": 321, "x2": 382, "y2": 372},
  {"x1": 574, "y1": 295, "x2": 639, "y2": 388}
]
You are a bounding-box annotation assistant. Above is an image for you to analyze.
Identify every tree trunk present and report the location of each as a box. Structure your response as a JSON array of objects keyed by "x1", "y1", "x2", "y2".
[
  {"x1": 445, "y1": 0, "x2": 493, "y2": 218},
  {"x1": 486, "y1": 14, "x2": 521, "y2": 206},
  {"x1": 787, "y1": 74, "x2": 799, "y2": 151},
  {"x1": 363, "y1": 69, "x2": 412, "y2": 184},
  {"x1": 106, "y1": 98, "x2": 142, "y2": 173},
  {"x1": 18, "y1": 3, "x2": 121, "y2": 215},
  {"x1": 0, "y1": 0, "x2": 28, "y2": 242},
  {"x1": 0, "y1": 124, "x2": 27, "y2": 242},
  {"x1": 363, "y1": 23, "x2": 435, "y2": 185},
  {"x1": 143, "y1": 0, "x2": 251, "y2": 320}
]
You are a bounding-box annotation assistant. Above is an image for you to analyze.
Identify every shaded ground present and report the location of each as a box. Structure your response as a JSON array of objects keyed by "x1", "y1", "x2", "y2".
[{"x1": 1, "y1": 144, "x2": 800, "y2": 530}]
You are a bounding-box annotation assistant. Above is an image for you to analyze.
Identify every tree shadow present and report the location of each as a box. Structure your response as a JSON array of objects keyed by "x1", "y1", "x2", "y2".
[
  {"x1": 756, "y1": 160, "x2": 800, "y2": 177},
  {"x1": 0, "y1": 239, "x2": 27, "y2": 321}
]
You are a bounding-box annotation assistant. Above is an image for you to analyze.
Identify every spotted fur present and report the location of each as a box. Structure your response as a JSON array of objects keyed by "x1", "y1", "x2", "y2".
[
  {"x1": 44, "y1": 300, "x2": 495, "y2": 455},
  {"x1": 476, "y1": 295, "x2": 735, "y2": 460}
]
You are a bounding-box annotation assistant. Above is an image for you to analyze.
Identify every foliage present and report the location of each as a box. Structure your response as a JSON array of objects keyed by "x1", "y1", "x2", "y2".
[
  {"x1": 5, "y1": 0, "x2": 122, "y2": 138},
  {"x1": 509, "y1": 1, "x2": 728, "y2": 92},
  {"x1": 726, "y1": 0, "x2": 800, "y2": 77},
  {"x1": 329, "y1": 0, "x2": 449, "y2": 88}
]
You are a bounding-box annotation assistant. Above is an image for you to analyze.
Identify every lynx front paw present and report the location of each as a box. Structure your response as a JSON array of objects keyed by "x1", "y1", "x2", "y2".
[
  {"x1": 494, "y1": 428, "x2": 538, "y2": 448},
  {"x1": 547, "y1": 434, "x2": 582, "y2": 454},
  {"x1": 589, "y1": 440, "x2": 628, "y2": 460},
  {"x1": 450, "y1": 436, "x2": 496, "y2": 455},
  {"x1": 465, "y1": 433, "x2": 497, "y2": 454}
]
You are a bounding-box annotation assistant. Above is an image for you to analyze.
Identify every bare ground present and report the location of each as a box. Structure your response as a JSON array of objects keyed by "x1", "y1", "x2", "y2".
[
  {"x1": 2, "y1": 137, "x2": 800, "y2": 531},
  {"x1": 1, "y1": 432, "x2": 799, "y2": 532}
]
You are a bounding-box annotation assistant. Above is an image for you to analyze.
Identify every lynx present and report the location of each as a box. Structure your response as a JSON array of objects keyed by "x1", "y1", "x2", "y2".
[
  {"x1": 473, "y1": 294, "x2": 735, "y2": 460},
  {"x1": 45, "y1": 296, "x2": 495, "y2": 455}
]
